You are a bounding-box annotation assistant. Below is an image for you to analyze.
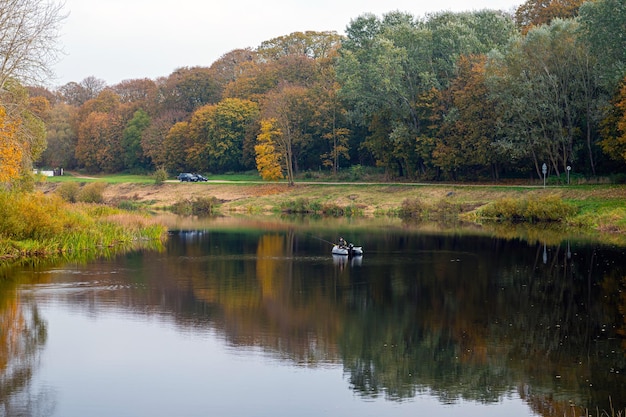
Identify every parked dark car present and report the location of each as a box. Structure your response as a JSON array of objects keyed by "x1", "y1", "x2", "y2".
[
  {"x1": 177, "y1": 173, "x2": 197, "y2": 182},
  {"x1": 195, "y1": 174, "x2": 208, "y2": 181}
]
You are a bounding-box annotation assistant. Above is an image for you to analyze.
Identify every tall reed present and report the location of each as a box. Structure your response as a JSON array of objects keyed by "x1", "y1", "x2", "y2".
[{"x1": 0, "y1": 190, "x2": 167, "y2": 263}]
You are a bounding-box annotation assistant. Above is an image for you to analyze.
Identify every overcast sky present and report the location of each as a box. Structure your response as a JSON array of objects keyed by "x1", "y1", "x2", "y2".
[{"x1": 52, "y1": 0, "x2": 522, "y2": 87}]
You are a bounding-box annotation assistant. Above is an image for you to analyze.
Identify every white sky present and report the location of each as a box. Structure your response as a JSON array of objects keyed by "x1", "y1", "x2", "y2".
[{"x1": 52, "y1": 0, "x2": 522, "y2": 87}]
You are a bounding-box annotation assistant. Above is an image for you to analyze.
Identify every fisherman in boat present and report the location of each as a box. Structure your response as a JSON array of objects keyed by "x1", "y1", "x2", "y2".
[{"x1": 338, "y1": 237, "x2": 347, "y2": 248}]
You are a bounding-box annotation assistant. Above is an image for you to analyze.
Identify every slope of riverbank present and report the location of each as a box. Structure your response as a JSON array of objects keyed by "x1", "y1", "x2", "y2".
[{"x1": 38, "y1": 180, "x2": 626, "y2": 229}]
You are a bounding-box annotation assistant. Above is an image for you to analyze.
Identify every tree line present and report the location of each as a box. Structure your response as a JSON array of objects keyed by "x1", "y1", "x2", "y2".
[{"x1": 3, "y1": 0, "x2": 626, "y2": 185}]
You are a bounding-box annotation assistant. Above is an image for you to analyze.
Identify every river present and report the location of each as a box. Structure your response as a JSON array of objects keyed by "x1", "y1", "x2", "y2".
[{"x1": 1, "y1": 216, "x2": 625, "y2": 416}]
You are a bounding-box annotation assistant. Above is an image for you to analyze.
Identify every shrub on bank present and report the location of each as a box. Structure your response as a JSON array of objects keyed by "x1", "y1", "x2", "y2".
[
  {"x1": 56, "y1": 181, "x2": 107, "y2": 204},
  {"x1": 278, "y1": 199, "x2": 362, "y2": 216},
  {"x1": 0, "y1": 191, "x2": 66, "y2": 240},
  {"x1": 77, "y1": 181, "x2": 107, "y2": 203},
  {"x1": 478, "y1": 195, "x2": 577, "y2": 222},
  {"x1": 398, "y1": 197, "x2": 464, "y2": 221},
  {"x1": 0, "y1": 190, "x2": 167, "y2": 261},
  {"x1": 170, "y1": 197, "x2": 220, "y2": 216},
  {"x1": 279, "y1": 198, "x2": 321, "y2": 214},
  {"x1": 56, "y1": 182, "x2": 80, "y2": 202},
  {"x1": 153, "y1": 168, "x2": 168, "y2": 185},
  {"x1": 398, "y1": 198, "x2": 427, "y2": 219}
]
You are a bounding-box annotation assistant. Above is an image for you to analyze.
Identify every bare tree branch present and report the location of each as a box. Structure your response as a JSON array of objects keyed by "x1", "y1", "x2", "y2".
[{"x1": 0, "y1": 0, "x2": 67, "y2": 89}]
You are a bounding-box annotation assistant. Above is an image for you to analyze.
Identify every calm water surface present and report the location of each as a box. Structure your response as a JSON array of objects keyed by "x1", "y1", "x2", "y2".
[{"x1": 2, "y1": 217, "x2": 626, "y2": 416}]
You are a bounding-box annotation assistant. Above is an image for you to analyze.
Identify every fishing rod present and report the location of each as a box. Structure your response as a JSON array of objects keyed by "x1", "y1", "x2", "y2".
[{"x1": 312, "y1": 236, "x2": 337, "y2": 246}]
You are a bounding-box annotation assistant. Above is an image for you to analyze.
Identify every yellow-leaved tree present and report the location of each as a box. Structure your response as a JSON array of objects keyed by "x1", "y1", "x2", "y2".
[
  {"x1": 600, "y1": 80, "x2": 626, "y2": 164},
  {"x1": 255, "y1": 119, "x2": 284, "y2": 181},
  {"x1": 0, "y1": 105, "x2": 22, "y2": 183}
]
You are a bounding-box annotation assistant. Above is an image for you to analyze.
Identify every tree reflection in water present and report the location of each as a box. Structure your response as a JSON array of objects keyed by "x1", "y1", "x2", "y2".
[
  {"x1": 163, "y1": 228, "x2": 626, "y2": 413},
  {"x1": 0, "y1": 278, "x2": 53, "y2": 416}
]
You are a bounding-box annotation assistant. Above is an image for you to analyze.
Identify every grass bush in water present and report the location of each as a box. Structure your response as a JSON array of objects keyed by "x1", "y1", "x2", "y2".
[
  {"x1": 478, "y1": 195, "x2": 577, "y2": 222},
  {"x1": 170, "y1": 197, "x2": 220, "y2": 216},
  {"x1": 278, "y1": 199, "x2": 362, "y2": 216},
  {"x1": 279, "y1": 198, "x2": 320, "y2": 214}
]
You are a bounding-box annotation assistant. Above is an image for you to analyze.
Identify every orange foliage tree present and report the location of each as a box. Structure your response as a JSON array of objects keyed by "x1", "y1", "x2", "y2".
[
  {"x1": 515, "y1": 0, "x2": 586, "y2": 34},
  {"x1": 0, "y1": 106, "x2": 22, "y2": 183},
  {"x1": 255, "y1": 119, "x2": 284, "y2": 181}
]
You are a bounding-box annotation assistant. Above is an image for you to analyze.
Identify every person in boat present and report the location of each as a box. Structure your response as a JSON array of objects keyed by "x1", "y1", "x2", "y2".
[{"x1": 338, "y1": 237, "x2": 347, "y2": 248}]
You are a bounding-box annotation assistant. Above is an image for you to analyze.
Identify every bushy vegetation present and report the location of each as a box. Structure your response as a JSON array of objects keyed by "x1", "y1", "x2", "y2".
[
  {"x1": 477, "y1": 195, "x2": 578, "y2": 222},
  {"x1": 0, "y1": 190, "x2": 166, "y2": 261},
  {"x1": 55, "y1": 181, "x2": 81, "y2": 203},
  {"x1": 170, "y1": 196, "x2": 220, "y2": 216},
  {"x1": 77, "y1": 181, "x2": 107, "y2": 203},
  {"x1": 55, "y1": 181, "x2": 108, "y2": 204},
  {"x1": 278, "y1": 198, "x2": 363, "y2": 217},
  {"x1": 154, "y1": 168, "x2": 168, "y2": 185},
  {"x1": 398, "y1": 198, "x2": 427, "y2": 219},
  {"x1": 398, "y1": 197, "x2": 466, "y2": 221},
  {"x1": 279, "y1": 198, "x2": 321, "y2": 214}
]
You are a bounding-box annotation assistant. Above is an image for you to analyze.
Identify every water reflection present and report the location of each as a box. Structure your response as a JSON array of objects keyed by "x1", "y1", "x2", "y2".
[
  {"x1": 0, "y1": 279, "x2": 52, "y2": 416},
  {"x1": 2, "y1": 221, "x2": 626, "y2": 416}
]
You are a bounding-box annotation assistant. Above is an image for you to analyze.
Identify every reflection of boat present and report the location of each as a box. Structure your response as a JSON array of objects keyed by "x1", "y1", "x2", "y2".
[
  {"x1": 332, "y1": 244, "x2": 363, "y2": 256},
  {"x1": 332, "y1": 254, "x2": 348, "y2": 267},
  {"x1": 332, "y1": 254, "x2": 362, "y2": 267}
]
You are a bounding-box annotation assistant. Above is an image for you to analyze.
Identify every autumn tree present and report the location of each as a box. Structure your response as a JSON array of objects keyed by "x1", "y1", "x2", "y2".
[
  {"x1": 163, "y1": 120, "x2": 193, "y2": 173},
  {"x1": 75, "y1": 111, "x2": 123, "y2": 172},
  {"x1": 209, "y1": 48, "x2": 258, "y2": 89},
  {"x1": 223, "y1": 54, "x2": 320, "y2": 104},
  {"x1": 261, "y1": 84, "x2": 313, "y2": 185},
  {"x1": 188, "y1": 98, "x2": 259, "y2": 173},
  {"x1": 141, "y1": 110, "x2": 186, "y2": 170},
  {"x1": 38, "y1": 102, "x2": 76, "y2": 169},
  {"x1": 599, "y1": 81, "x2": 626, "y2": 165},
  {"x1": 436, "y1": 55, "x2": 500, "y2": 179},
  {"x1": 0, "y1": 105, "x2": 21, "y2": 182},
  {"x1": 0, "y1": 81, "x2": 47, "y2": 177},
  {"x1": 57, "y1": 77, "x2": 106, "y2": 107},
  {"x1": 0, "y1": 0, "x2": 65, "y2": 182},
  {"x1": 113, "y1": 78, "x2": 158, "y2": 105},
  {"x1": 255, "y1": 119, "x2": 284, "y2": 181},
  {"x1": 159, "y1": 67, "x2": 221, "y2": 114},
  {"x1": 515, "y1": 0, "x2": 585, "y2": 34},
  {"x1": 74, "y1": 90, "x2": 125, "y2": 172}
]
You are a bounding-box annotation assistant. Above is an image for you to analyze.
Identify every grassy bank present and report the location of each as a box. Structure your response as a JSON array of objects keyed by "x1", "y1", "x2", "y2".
[
  {"x1": 41, "y1": 174, "x2": 626, "y2": 236},
  {"x1": 0, "y1": 190, "x2": 167, "y2": 263}
]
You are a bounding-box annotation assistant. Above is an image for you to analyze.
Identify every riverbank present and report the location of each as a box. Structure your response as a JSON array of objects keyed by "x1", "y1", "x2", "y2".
[
  {"x1": 38, "y1": 180, "x2": 624, "y2": 210},
  {"x1": 38, "y1": 180, "x2": 626, "y2": 234}
]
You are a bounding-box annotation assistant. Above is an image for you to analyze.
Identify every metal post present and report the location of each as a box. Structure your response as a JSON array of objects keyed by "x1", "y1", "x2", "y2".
[
  {"x1": 542, "y1": 163, "x2": 547, "y2": 188},
  {"x1": 567, "y1": 166, "x2": 571, "y2": 185}
]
